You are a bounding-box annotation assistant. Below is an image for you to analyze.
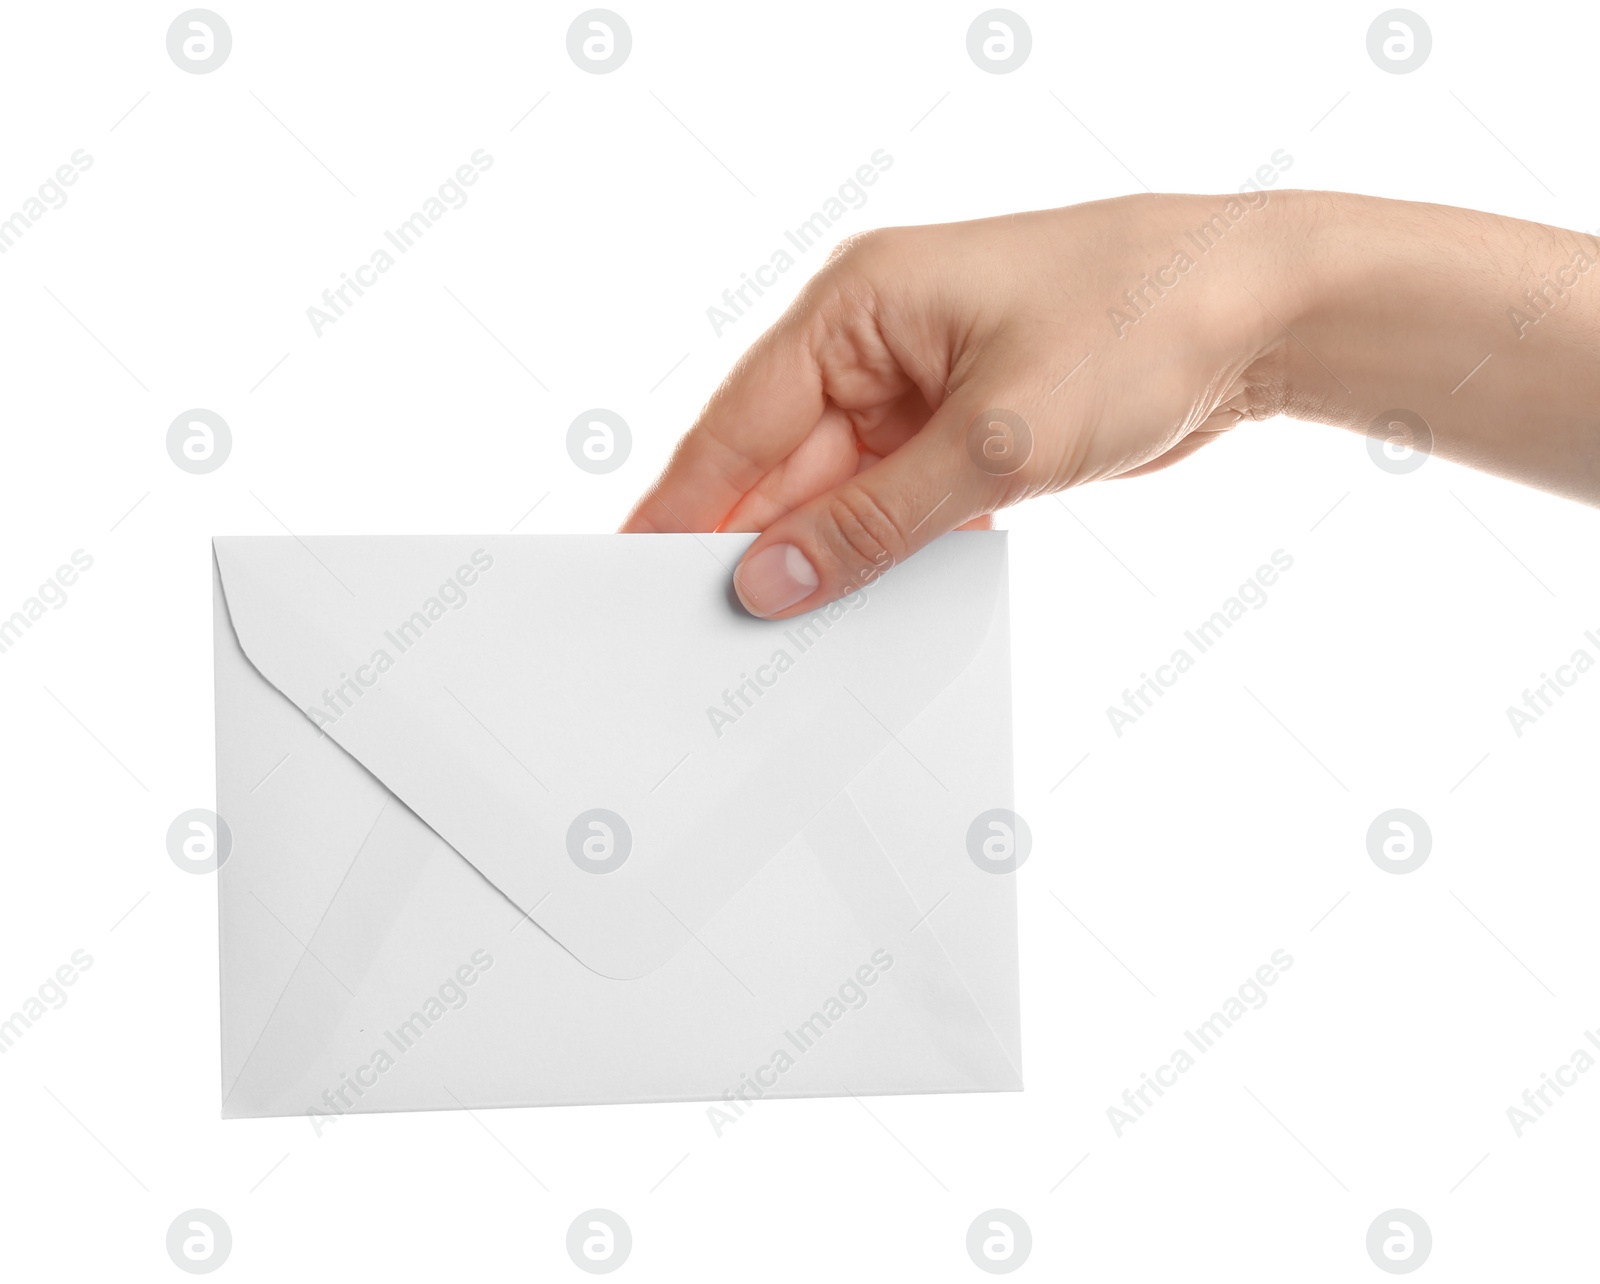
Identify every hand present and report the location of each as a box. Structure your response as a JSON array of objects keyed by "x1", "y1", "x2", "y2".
[{"x1": 622, "y1": 192, "x2": 1600, "y2": 617}]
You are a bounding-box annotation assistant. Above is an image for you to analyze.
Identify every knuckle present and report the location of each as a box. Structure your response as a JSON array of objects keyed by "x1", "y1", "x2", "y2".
[
  {"x1": 809, "y1": 228, "x2": 921, "y2": 339},
  {"x1": 823, "y1": 226, "x2": 907, "y2": 277},
  {"x1": 820, "y1": 487, "x2": 908, "y2": 583},
  {"x1": 826, "y1": 227, "x2": 886, "y2": 267}
]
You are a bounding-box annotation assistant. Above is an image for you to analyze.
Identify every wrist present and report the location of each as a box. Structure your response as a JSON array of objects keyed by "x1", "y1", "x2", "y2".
[{"x1": 1197, "y1": 188, "x2": 1324, "y2": 424}]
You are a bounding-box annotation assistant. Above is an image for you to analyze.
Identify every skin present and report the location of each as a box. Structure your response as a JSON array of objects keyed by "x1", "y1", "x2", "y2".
[{"x1": 622, "y1": 191, "x2": 1600, "y2": 618}]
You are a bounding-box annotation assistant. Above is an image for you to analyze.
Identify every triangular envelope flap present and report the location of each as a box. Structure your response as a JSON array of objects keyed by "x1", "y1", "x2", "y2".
[{"x1": 214, "y1": 533, "x2": 1006, "y2": 979}]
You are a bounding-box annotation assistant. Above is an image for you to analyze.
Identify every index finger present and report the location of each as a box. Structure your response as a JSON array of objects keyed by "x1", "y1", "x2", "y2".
[{"x1": 621, "y1": 304, "x2": 827, "y2": 534}]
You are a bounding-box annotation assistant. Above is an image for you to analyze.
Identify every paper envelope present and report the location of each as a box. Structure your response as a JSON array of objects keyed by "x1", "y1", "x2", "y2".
[{"x1": 214, "y1": 532, "x2": 1020, "y2": 1119}]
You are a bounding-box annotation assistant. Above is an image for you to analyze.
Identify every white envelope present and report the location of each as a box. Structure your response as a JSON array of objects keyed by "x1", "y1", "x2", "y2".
[{"x1": 213, "y1": 532, "x2": 1021, "y2": 1121}]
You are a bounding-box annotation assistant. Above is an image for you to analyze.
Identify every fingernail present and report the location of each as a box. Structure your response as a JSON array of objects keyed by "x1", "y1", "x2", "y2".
[{"x1": 734, "y1": 543, "x2": 818, "y2": 617}]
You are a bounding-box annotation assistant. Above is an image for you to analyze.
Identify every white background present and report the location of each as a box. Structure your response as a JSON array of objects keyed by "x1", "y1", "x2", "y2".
[{"x1": 2, "y1": 0, "x2": 1597, "y2": 1278}]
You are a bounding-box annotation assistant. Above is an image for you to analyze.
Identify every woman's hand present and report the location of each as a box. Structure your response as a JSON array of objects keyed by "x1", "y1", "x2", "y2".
[{"x1": 623, "y1": 192, "x2": 1600, "y2": 617}]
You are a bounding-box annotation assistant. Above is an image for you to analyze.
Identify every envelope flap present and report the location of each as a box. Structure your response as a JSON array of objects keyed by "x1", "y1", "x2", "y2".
[{"x1": 213, "y1": 533, "x2": 1007, "y2": 979}]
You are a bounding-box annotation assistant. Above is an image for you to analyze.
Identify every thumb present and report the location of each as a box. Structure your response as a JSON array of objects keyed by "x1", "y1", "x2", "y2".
[{"x1": 731, "y1": 395, "x2": 1025, "y2": 618}]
